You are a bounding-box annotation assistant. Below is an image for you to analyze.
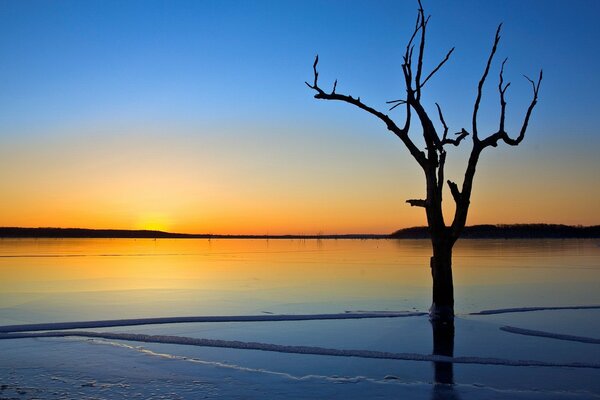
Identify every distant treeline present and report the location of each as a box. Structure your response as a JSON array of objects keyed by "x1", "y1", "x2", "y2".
[
  {"x1": 0, "y1": 227, "x2": 386, "y2": 240},
  {"x1": 391, "y1": 224, "x2": 600, "y2": 239},
  {"x1": 0, "y1": 224, "x2": 599, "y2": 239},
  {"x1": 0, "y1": 227, "x2": 197, "y2": 239}
]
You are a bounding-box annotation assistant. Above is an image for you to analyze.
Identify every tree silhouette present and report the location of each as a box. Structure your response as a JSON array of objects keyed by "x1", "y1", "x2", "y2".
[{"x1": 306, "y1": 1, "x2": 542, "y2": 321}]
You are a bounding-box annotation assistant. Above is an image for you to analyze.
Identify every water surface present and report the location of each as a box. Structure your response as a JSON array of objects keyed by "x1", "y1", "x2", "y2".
[
  {"x1": 1, "y1": 238, "x2": 599, "y2": 399},
  {"x1": 1, "y1": 238, "x2": 598, "y2": 323}
]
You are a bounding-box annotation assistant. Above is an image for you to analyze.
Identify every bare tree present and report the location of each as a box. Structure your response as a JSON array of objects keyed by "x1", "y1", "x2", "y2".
[{"x1": 306, "y1": 1, "x2": 542, "y2": 321}]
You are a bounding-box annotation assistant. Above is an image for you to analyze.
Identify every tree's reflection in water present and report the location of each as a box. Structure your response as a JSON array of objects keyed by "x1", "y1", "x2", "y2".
[{"x1": 431, "y1": 320, "x2": 461, "y2": 400}]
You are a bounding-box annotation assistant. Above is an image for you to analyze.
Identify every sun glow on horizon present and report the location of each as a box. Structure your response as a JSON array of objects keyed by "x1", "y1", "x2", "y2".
[{"x1": 136, "y1": 214, "x2": 171, "y2": 232}]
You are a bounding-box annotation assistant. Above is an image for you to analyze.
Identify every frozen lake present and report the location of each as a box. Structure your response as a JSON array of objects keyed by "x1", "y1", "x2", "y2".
[{"x1": 1, "y1": 238, "x2": 599, "y2": 399}]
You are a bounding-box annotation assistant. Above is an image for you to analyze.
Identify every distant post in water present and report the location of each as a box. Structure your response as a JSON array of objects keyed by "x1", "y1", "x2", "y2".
[{"x1": 306, "y1": 1, "x2": 542, "y2": 321}]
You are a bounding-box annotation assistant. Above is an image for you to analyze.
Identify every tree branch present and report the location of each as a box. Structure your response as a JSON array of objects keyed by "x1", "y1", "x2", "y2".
[
  {"x1": 473, "y1": 23, "x2": 502, "y2": 142},
  {"x1": 437, "y1": 150, "x2": 446, "y2": 197},
  {"x1": 414, "y1": 0, "x2": 429, "y2": 100},
  {"x1": 435, "y1": 102, "x2": 448, "y2": 142},
  {"x1": 402, "y1": 12, "x2": 423, "y2": 94},
  {"x1": 497, "y1": 58, "x2": 510, "y2": 134},
  {"x1": 411, "y1": 101, "x2": 441, "y2": 157},
  {"x1": 453, "y1": 31, "x2": 542, "y2": 238},
  {"x1": 421, "y1": 47, "x2": 455, "y2": 88},
  {"x1": 386, "y1": 99, "x2": 407, "y2": 111},
  {"x1": 436, "y1": 103, "x2": 469, "y2": 148},
  {"x1": 441, "y1": 129, "x2": 470, "y2": 147},
  {"x1": 406, "y1": 199, "x2": 428, "y2": 208},
  {"x1": 506, "y1": 70, "x2": 543, "y2": 145},
  {"x1": 477, "y1": 69, "x2": 542, "y2": 149},
  {"x1": 447, "y1": 180, "x2": 461, "y2": 203},
  {"x1": 305, "y1": 55, "x2": 320, "y2": 90},
  {"x1": 400, "y1": 3, "x2": 445, "y2": 163},
  {"x1": 306, "y1": 55, "x2": 426, "y2": 167}
]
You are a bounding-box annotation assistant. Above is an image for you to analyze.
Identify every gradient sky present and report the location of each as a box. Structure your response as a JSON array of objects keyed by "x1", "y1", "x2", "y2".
[{"x1": 1, "y1": 0, "x2": 599, "y2": 234}]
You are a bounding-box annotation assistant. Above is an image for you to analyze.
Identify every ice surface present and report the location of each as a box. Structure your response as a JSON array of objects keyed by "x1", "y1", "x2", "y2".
[
  {"x1": 1, "y1": 335, "x2": 598, "y2": 400},
  {"x1": 0, "y1": 311, "x2": 425, "y2": 333},
  {"x1": 2, "y1": 239, "x2": 599, "y2": 398},
  {"x1": 2, "y1": 329, "x2": 598, "y2": 369}
]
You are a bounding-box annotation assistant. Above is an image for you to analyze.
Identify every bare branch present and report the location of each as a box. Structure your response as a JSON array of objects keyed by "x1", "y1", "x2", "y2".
[
  {"x1": 503, "y1": 69, "x2": 542, "y2": 145},
  {"x1": 387, "y1": 99, "x2": 407, "y2": 111},
  {"x1": 523, "y1": 74, "x2": 535, "y2": 89},
  {"x1": 406, "y1": 199, "x2": 427, "y2": 208},
  {"x1": 498, "y1": 58, "x2": 510, "y2": 134},
  {"x1": 399, "y1": 3, "x2": 445, "y2": 161},
  {"x1": 442, "y1": 128, "x2": 470, "y2": 147},
  {"x1": 449, "y1": 147, "x2": 481, "y2": 238},
  {"x1": 478, "y1": 69, "x2": 542, "y2": 149},
  {"x1": 306, "y1": 55, "x2": 426, "y2": 166},
  {"x1": 406, "y1": 13, "x2": 421, "y2": 61},
  {"x1": 435, "y1": 102, "x2": 449, "y2": 141},
  {"x1": 304, "y1": 55, "x2": 321, "y2": 90},
  {"x1": 411, "y1": 101, "x2": 441, "y2": 158},
  {"x1": 437, "y1": 150, "x2": 446, "y2": 196},
  {"x1": 414, "y1": 0, "x2": 429, "y2": 100},
  {"x1": 447, "y1": 180, "x2": 461, "y2": 203},
  {"x1": 421, "y1": 47, "x2": 455, "y2": 88},
  {"x1": 402, "y1": 11, "x2": 423, "y2": 94},
  {"x1": 402, "y1": 101, "x2": 412, "y2": 136},
  {"x1": 436, "y1": 103, "x2": 469, "y2": 147},
  {"x1": 473, "y1": 23, "x2": 502, "y2": 141}
]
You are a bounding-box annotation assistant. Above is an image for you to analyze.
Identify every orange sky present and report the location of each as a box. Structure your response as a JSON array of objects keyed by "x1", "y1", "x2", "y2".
[{"x1": 1, "y1": 121, "x2": 598, "y2": 234}]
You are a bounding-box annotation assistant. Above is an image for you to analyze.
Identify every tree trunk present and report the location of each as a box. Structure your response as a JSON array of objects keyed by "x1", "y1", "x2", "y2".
[
  {"x1": 431, "y1": 319, "x2": 455, "y2": 385},
  {"x1": 429, "y1": 243, "x2": 454, "y2": 321}
]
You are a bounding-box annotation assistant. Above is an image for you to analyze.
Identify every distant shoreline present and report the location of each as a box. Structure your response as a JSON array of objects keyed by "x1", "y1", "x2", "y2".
[
  {"x1": 0, "y1": 224, "x2": 598, "y2": 239},
  {"x1": 392, "y1": 224, "x2": 600, "y2": 239}
]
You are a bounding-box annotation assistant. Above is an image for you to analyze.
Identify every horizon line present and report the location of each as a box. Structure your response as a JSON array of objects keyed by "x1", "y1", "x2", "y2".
[{"x1": 1, "y1": 224, "x2": 599, "y2": 239}]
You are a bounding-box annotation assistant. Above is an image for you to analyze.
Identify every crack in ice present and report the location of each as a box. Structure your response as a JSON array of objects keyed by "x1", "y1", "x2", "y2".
[
  {"x1": 1, "y1": 330, "x2": 598, "y2": 370},
  {"x1": 0, "y1": 312, "x2": 426, "y2": 333},
  {"x1": 471, "y1": 305, "x2": 600, "y2": 315},
  {"x1": 501, "y1": 326, "x2": 600, "y2": 344}
]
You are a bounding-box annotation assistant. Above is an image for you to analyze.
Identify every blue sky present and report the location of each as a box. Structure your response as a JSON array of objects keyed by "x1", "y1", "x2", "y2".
[
  {"x1": 2, "y1": 0, "x2": 598, "y2": 130},
  {"x1": 1, "y1": 1, "x2": 599, "y2": 232}
]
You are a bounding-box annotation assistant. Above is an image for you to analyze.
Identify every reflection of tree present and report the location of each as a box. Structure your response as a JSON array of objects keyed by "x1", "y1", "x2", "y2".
[{"x1": 431, "y1": 319, "x2": 461, "y2": 400}]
